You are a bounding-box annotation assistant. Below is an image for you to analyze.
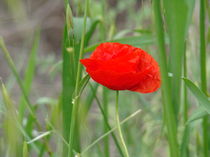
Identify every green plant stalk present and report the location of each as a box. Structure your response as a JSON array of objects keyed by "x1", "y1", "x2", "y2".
[
  {"x1": 200, "y1": 0, "x2": 209, "y2": 157},
  {"x1": 89, "y1": 84, "x2": 124, "y2": 156},
  {"x1": 153, "y1": 1, "x2": 179, "y2": 157},
  {"x1": 183, "y1": 49, "x2": 188, "y2": 123},
  {"x1": 115, "y1": 91, "x2": 130, "y2": 157},
  {"x1": 182, "y1": 45, "x2": 189, "y2": 157},
  {"x1": 103, "y1": 87, "x2": 110, "y2": 157},
  {"x1": 67, "y1": 0, "x2": 89, "y2": 156},
  {"x1": 62, "y1": 23, "x2": 73, "y2": 155}
]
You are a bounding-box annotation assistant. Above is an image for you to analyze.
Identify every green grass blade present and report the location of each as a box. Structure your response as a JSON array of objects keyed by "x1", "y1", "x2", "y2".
[
  {"x1": 19, "y1": 30, "x2": 40, "y2": 120},
  {"x1": 199, "y1": 0, "x2": 209, "y2": 156},
  {"x1": 187, "y1": 107, "x2": 208, "y2": 124},
  {"x1": 72, "y1": 74, "x2": 90, "y2": 102},
  {"x1": 0, "y1": 37, "x2": 36, "y2": 119},
  {"x1": 68, "y1": 0, "x2": 89, "y2": 156},
  {"x1": 180, "y1": 125, "x2": 191, "y2": 157},
  {"x1": 153, "y1": 1, "x2": 179, "y2": 157},
  {"x1": 62, "y1": 4, "x2": 76, "y2": 155},
  {"x1": 84, "y1": 34, "x2": 154, "y2": 53},
  {"x1": 1, "y1": 82, "x2": 39, "y2": 154},
  {"x1": 183, "y1": 79, "x2": 210, "y2": 114},
  {"x1": 23, "y1": 142, "x2": 29, "y2": 157},
  {"x1": 89, "y1": 84, "x2": 125, "y2": 157},
  {"x1": 80, "y1": 109, "x2": 141, "y2": 155},
  {"x1": 163, "y1": 0, "x2": 195, "y2": 116}
]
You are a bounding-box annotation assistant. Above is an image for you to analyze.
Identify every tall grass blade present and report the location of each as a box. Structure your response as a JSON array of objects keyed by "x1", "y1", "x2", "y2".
[
  {"x1": 23, "y1": 142, "x2": 29, "y2": 157},
  {"x1": 62, "y1": 3, "x2": 76, "y2": 155},
  {"x1": 19, "y1": 30, "x2": 40, "y2": 120},
  {"x1": 199, "y1": 0, "x2": 209, "y2": 156},
  {"x1": 0, "y1": 37, "x2": 36, "y2": 120},
  {"x1": 1, "y1": 82, "x2": 40, "y2": 154},
  {"x1": 163, "y1": 0, "x2": 195, "y2": 116},
  {"x1": 153, "y1": 1, "x2": 179, "y2": 157},
  {"x1": 187, "y1": 107, "x2": 208, "y2": 124},
  {"x1": 68, "y1": 0, "x2": 89, "y2": 156},
  {"x1": 183, "y1": 79, "x2": 210, "y2": 113}
]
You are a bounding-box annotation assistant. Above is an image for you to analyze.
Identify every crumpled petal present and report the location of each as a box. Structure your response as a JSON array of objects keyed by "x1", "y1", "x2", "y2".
[{"x1": 80, "y1": 42, "x2": 161, "y2": 93}]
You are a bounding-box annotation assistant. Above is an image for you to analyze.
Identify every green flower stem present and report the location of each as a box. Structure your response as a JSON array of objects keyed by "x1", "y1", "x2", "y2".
[
  {"x1": 116, "y1": 91, "x2": 130, "y2": 157},
  {"x1": 200, "y1": 0, "x2": 208, "y2": 157}
]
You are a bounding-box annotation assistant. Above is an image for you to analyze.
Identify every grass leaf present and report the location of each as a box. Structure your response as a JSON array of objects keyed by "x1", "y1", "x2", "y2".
[
  {"x1": 183, "y1": 78, "x2": 210, "y2": 114},
  {"x1": 19, "y1": 30, "x2": 40, "y2": 120},
  {"x1": 84, "y1": 34, "x2": 154, "y2": 53},
  {"x1": 187, "y1": 107, "x2": 208, "y2": 124}
]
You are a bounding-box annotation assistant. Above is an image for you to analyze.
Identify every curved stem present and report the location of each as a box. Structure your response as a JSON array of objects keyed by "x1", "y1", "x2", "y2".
[{"x1": 115, "y1": 91, "x2": 129, "y2": 157}]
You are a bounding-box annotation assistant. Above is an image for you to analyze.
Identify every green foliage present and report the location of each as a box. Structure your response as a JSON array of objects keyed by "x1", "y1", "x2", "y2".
[{"x1": 0, "y1": 0, "x2": 209, "y2": 157}]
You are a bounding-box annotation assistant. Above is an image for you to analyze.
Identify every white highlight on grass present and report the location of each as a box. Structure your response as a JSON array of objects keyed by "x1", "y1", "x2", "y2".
[
  {"x1": 27, "y1": 131, "x2": 51, "y2": 144},
  {"x1": 168, "y1": 72, "x2": 173, "y2": 77}
]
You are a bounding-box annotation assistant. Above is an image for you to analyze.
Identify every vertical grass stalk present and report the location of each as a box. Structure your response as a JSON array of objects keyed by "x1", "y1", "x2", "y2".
[
  {"x1": 153, "y1": 1, "x2": 179, "y2": 157},
  {"x1": 62, "y1": 2, "x2": 77, "y2": 155},
  {"x1": 68, "y1": 0, "x2": 89, "y2": 156},
  {"x1": 199, "y1": 0, "x2": 209, "y2": 157},
  {"x1": 103, "y1": 87, "x2": 110, "y2": 157},
  {"x1": 115, "y1": 91, "x2": 129, "y2": 157}
]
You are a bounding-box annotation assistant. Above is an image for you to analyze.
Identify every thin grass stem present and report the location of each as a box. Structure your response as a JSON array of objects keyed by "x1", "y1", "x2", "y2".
[
  {"x1": 67, "y1": 0, "x2": 89, "y2": 156},
  {"x1": 80, "y1": 109, "x2": 141, "y2": 155},
  {"x1": 115, "y1": 91, "x2": 130, "y2": 157},
  {"x1": 89, "y1": 84, "x2": 125, "y2": 156}
]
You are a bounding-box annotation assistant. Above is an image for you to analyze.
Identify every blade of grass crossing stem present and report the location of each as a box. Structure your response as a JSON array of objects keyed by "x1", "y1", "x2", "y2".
[
  {"x1": 163, "y1": 0, "x2": 195, "y2": 116},
  {"x1": 72, "y1": 74, "x2": 90, "y2": 102},
  {"x1": 19, "y1": 30, "x2": 40, "y2": 121},
  {"x1": 84, "y1": 83, "x2": 99, "y2": 117},
  {"x1": 68, "y1": 0, "x2": 89, "y2": 156},
  {"x1": 80, "y1": 109, "x2": 141, "y2": 155},
  {"x1": 153, "y1": 1, "x2": 179, "y2": 157},
  {"x1": 187, "y1": 108, "x2": 208, "y2": 124},
  {"x1": 183, "y1": 79, "x2": 210, "y2": 113},
  {"x1": 89, "y1": 84, "x2": 124, "y2": 156},
  {"x1": 200, "y1": 0, "x2": 209, "y2": 156}
]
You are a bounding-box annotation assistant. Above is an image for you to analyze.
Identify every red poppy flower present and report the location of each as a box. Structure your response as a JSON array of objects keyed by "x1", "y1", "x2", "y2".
[{"x1": 80, "y1": 42, "x2": 161, "y2": 93}]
